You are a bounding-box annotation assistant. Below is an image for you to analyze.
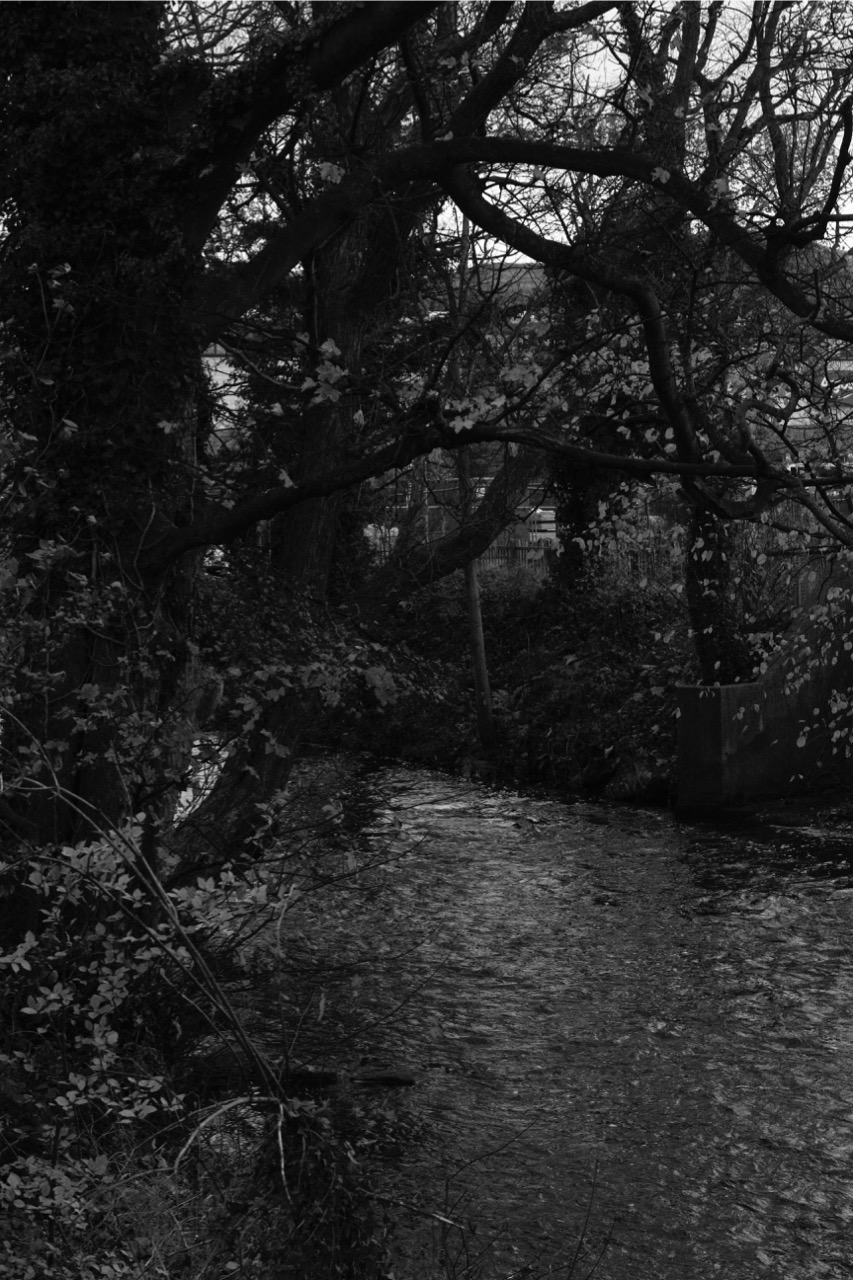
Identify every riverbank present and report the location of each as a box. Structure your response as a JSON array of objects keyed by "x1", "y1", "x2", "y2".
[{"x1": 9, "y1": 753, "x2": 853, "y2": 1280}]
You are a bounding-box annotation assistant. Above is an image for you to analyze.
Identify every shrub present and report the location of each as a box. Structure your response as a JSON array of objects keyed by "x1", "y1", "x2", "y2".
[{"x1": 0, "y1": 801, "x2": 388, "y2": 1280}]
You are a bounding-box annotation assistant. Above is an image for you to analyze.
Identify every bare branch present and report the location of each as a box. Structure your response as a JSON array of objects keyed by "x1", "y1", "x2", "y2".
[
  {"x1": 184, "y1": 1, "x2": 439, "y2": 246},
  {"x1": 376, "y1": 136, "x2": 853, "y2": 340},
  {"x1": 440, "y1": 166, "x2": 703, "y2": 461}
]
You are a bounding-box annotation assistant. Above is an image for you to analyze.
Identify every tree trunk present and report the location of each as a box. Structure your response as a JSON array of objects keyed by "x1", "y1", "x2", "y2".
[
  {"x1": 464, "y1": 558, "x2": 496, "y2": 749},
  {"x1": 166, "y1": 690, "x2": 323, "y2": 883},
  {"x1": 271, "y1": 228, "x2": 370, "y2": 592},
  {"x1": 171, "y1": 233, "x2": 375, "y2": 871},
  {"x1": 1, "y1": 4, "x2": 205, "y2": 880},
  {"x1": 457, "y1": 447, "x2": 496, "y2": 750}
]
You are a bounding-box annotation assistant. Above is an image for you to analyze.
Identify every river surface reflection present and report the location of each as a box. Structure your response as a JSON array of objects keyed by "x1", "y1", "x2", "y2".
[{"x1": 291, "y1": 767, "x2": 853, "y2": 1279}]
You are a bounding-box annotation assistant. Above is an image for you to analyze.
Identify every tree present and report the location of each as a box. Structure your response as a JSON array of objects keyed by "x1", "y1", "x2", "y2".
[
  {"x1": 0, "y1": 1, "x2": 439, "y2": 866},
  {"x1": 5, "y1": 0, "x2": 853, "y2": 907}
]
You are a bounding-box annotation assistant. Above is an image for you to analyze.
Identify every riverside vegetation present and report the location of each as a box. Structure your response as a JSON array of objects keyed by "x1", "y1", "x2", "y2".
[{"x1": 371, "y1": 563, "x2": 693, "y2": 802}]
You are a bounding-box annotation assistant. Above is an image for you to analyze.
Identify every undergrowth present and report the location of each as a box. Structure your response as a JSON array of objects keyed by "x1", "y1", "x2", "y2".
[
  {"x1": 372, "y1": 563, "x2": 697, "y2": 798},
  {"x1": 0, "y1": 765, "x2": 390, "y2": 1280}
]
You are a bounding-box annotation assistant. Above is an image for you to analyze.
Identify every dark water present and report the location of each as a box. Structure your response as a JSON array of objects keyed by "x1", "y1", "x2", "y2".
[{"x1": 287, "y1": 768, "x2": 853, "y2": 1279}]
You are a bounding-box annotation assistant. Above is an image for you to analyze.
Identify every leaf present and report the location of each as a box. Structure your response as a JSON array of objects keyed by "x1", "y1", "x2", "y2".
[{"x1": 364, "y1": 666, "x2": 397, "y2": 706}]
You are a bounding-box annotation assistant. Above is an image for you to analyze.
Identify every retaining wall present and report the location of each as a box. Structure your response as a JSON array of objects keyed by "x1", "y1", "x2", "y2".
[{"x1": 675, "y1": 608, "x2": 853, "y2": 814}]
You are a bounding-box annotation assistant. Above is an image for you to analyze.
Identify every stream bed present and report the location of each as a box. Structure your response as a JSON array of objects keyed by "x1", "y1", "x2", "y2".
[{"x1": 284, "y1": 765, "x2": 853, "y2": 1279}]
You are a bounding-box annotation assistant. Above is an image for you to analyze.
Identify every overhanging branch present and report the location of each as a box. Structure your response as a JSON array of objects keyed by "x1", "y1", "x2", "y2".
[
  {"x1": 356, "y1": 445, "x2": 546, "y2": 611},
  {"x1": 441, "y1": 165, "x2": 704, "y2": 464},
  {"x1": 139, "y1": 409, "x2": 814, "y2": 575},
  {"x1": 378, "y1": 137, "x2": 853, "y2": 342}
]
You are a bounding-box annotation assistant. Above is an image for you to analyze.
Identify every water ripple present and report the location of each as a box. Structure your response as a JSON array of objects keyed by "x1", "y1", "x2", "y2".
[{"x1": 288, "y1": 767, "x2": 853, "y2": 1279}]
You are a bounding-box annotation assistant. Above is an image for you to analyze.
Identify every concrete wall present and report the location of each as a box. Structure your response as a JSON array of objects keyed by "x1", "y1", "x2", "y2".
[{"x1": 675, "y1": 607, "x2": 853, "y2": 813}]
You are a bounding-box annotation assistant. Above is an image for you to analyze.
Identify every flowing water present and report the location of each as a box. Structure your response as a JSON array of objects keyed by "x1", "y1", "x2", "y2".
[{"x1": 286, "y1": 766, "x2": 853, "y2": 1279}]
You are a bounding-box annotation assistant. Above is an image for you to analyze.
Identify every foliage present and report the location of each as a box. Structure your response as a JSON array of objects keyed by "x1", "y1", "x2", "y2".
[
  {"x1": 486, "y1": 567, "x2": 695, "y2": 796},
  {"x1": 0, "y1": 784, "x2": 393, "y2": 1280},
  {"x1": 378, "y1": 562, "x2": 693, "y2": 798},
  {"x1": 553, "y1": 475, "x2": 804, "y2": 679}
]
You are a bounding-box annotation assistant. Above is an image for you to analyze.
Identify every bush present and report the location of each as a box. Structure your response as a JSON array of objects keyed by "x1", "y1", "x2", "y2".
[
  {"x1": 355, "y1": 562, "x2": 695, "y2": 799},
  {"x1": 0, "y1": 799, "x2": 389, "y2": 1280},
  {"x1": 487, "y1": 567, "x2": 695, "y2": 794}
]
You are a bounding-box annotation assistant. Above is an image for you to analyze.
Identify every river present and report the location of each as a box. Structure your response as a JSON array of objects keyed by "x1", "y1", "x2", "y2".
[{"x1": 284, "y1": 765, "x2": 853, "y2": 1279}]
